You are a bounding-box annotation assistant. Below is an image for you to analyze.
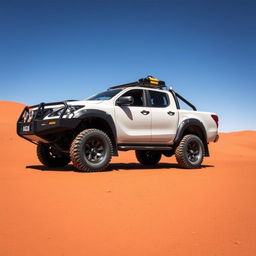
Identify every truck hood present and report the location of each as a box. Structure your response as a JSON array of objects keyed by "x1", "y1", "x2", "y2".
[{"x1": 67, "y1": 100, "x2": 104, "y2": 106}]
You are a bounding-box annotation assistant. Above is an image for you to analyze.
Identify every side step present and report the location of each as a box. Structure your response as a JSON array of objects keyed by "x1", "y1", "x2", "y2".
[{"x1": 118, "y1": 145, "x2": 173, "y2": 151}]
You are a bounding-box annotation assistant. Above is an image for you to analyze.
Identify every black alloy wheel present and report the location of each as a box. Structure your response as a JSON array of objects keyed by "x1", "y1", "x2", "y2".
[
  {"x1": 37, "y1": 143, "x2": 70, "y2": 168},
  {"x1": 175, "y1": 134, "x2": 204, "y2": 169},
  {"x1": 84, "y1": 137, "x2": 105, "y2": 163},
  {"x1": 70, "y1": 129, "x2": 113, "y2": 172}
]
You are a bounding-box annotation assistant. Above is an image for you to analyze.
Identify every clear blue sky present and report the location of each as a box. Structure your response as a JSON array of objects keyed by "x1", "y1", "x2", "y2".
[{"x1": 0, "y1": 0, "x2": 255, "y2": 132}]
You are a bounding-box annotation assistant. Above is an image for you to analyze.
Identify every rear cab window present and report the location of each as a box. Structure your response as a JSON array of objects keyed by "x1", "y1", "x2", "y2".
[{"x1": 148, "y1": 90, "x2": 169, "y2": 107}]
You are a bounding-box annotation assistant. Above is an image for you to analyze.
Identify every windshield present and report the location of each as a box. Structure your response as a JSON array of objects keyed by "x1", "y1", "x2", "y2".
[{"x1": 86, "y1": 89, "x2": 122, "y2": 101}]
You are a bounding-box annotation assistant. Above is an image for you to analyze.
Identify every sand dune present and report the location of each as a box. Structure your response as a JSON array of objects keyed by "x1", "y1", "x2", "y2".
[{"x1": 1, "y1": 101, "x2": 256, "y2": 256}]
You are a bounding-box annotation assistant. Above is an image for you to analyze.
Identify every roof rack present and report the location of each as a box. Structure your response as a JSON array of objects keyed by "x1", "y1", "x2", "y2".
[
  {"x1": 108, "y1": 76, "x2": 166, "y2": 90},
  {"x1": 108, "y1": 76, "x2": 197, "y2": 111}
]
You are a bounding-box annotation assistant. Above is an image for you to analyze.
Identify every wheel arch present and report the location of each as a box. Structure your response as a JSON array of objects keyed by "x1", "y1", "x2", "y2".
[
  {"x1": 75, "y1": 109, "x2": 118, "y2": 155},
  {"x1": 174, "y1": 118, "x2": 209, "y2": 156}
]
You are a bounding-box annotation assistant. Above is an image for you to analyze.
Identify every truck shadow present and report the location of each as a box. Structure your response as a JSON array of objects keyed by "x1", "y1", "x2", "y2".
[{"x1": 26, "y1": 163, "x2": 214, "y2": 172}]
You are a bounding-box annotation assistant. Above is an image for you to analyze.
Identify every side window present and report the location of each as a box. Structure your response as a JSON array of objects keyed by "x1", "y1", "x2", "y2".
[
  {"x1": 149, "y1": 91, "x2": 169, "y2": 107},
  {"x1": 121, "y1": 89, "x2": 145, "y2": 107}
]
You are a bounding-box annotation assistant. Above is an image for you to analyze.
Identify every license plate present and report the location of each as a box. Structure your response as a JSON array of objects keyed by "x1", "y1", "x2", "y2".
[{"x1": 23, "y1": 125, "x2": 30, "y2": 132}]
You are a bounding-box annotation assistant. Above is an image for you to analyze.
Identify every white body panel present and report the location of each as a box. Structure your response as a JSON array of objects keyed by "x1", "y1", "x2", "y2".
[
  {"x1": 177, "y1": 110, "x2": 218, "y2": 143},
  {"x1": 114, "y1": 105, "x2": 151, "y2": 143},
  {"x1": 39, "y1": 87, "x2": 218, "y2": 145},
  {"x1": 150, "y1": 90, "x2": 179, "y2": 144}
]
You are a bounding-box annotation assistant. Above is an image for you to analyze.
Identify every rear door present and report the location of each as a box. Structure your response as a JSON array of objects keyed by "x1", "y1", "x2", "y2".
[
  {"x1": 114, "y1": 89, "x2": 151, "y2": 144},
  {"x1": 148, "y1": 90, "x2": 179, "y2": 144}
]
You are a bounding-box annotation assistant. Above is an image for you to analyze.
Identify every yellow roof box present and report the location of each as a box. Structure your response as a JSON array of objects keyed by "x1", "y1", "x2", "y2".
[
  {"x1": 138, "y1": 76, "x2": 166, "y2": 88},
  {"x1": 108, "y1": 75, "x2": 166, "y2": 90}
]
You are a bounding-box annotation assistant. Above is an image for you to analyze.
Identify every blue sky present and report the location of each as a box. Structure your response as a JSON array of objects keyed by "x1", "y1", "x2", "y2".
[{"x1": 0, "y1": 0, "x2": 255, "y2": 132}]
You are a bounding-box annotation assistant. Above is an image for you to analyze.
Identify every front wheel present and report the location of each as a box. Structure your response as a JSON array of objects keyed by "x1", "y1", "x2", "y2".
[
  {"x1": 175, "y1": 134, "x2": 205, "y2": 169},
  {"x1": 135, "y1": 150, "x2": 162, "y2": 165},
  {"x1": 70, "y1": 129, "x2": 113, "y2": 172}
]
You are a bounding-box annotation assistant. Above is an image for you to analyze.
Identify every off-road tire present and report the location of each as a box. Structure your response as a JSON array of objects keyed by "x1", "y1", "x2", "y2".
[
  {"x1": 135, "y1": 150, "x2": 162, "y2": 165},
  {"x1": 175, "y1": 134, "x2": 205, "y2": 169},
  {"x1": 70, "y1": 129, "x2": 113, "y2": 172},
  {"x1": 37, "y1": 143, "x2": 70, "y2": 167}
]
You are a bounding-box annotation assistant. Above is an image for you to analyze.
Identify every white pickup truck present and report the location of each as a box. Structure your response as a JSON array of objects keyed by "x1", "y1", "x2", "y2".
[{"x1": 17, "y1": 76, "x2": 219, "y2": 172}]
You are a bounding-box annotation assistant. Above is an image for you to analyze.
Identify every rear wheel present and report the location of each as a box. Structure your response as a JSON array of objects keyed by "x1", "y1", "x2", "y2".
[
  {"x1": 37, "y1": 143, "x2": 70, "y2": 167},
  {"x1": 136, "y1": 150, "x2": 162, "y2": 165},
  {"x1": 70, "y1": 129, "x2": 112, "y2": 172},
  {"x1": 175, "y1": 134, "x2": 204, "y2": 169}
]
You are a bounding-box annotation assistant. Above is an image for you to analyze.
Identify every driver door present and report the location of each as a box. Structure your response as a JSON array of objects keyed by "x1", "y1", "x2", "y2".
[{"x1": 114, "y1": 89, "x2": 151, "y2": 144}]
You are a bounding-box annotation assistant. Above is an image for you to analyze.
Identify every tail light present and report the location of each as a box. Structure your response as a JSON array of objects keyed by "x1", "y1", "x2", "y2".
[{"x1": 211, "y1": 114, "x2": 219, "y2": 128}]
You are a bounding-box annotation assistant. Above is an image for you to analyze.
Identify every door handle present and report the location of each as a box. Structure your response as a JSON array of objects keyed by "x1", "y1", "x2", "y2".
[
  {"x1": 167, "y1": 111, "x2": 175, "y2": 116},
  {"x1": 141, "y1": 110, "x2": 150, "y2": 115}
]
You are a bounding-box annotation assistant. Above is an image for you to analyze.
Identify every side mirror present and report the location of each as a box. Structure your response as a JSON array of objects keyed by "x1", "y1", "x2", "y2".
[{"x1": 116, "y1": 96, "x2": 134, "y2": 106}]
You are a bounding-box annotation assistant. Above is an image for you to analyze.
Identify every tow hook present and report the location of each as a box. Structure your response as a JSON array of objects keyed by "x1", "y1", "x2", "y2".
[{"x1": 214, "y1": 134, "x2": 219, "y2": 143}]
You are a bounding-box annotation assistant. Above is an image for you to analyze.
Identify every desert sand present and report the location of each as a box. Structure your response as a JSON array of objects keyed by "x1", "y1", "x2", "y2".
[{"x1": 1, "y1": 101, "x2": 256, "y2": 256}]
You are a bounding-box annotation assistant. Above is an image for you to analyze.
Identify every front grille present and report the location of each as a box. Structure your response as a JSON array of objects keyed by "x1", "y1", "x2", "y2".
[{"x1": 36, "y1": 109, "x2": 52, "y2": 120}]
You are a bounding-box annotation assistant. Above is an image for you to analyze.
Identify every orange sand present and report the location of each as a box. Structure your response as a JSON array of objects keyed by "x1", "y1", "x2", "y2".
[{"x1": 1, "y1": 101, "x2": 256, "y2": 256}]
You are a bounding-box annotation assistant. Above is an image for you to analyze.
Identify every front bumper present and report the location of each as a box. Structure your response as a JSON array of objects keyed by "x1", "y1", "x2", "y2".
[
  {"x1": 17, "y1": 118, "x2": 81, "y2": 144},
  {"x1": 17, "y1": 101, "x2": 82, "y2": 144}
]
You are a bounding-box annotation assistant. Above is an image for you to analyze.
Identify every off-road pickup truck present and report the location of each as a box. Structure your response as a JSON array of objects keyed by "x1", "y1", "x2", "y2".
[{"x1": 17, "y1": 76, "x2": 219, "y2": 172}]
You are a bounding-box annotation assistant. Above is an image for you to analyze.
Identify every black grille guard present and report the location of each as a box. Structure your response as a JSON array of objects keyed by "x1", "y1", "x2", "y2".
[{"x1": 18, "y1": 100, "x2": 77, "y2": 123}]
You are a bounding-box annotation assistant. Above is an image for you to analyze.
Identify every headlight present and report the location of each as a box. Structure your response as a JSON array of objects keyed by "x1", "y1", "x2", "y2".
[
  {"x1": 48, "y1": 107, "x2": 65, "y2": 117},
  {"x1": 48, "y1": 105, "x2": 84, "y2": 117},
  {"x1": 65, "y1": 105, "x2": 84, "y2": 118}
]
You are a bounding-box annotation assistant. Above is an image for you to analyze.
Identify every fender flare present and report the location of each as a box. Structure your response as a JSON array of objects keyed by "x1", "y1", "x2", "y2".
[
  {"x1": 75, "y1": 109, "x2": 117, "y2": 154},
  {"x1": 174, "y1": 118, "x2": 209, "y2": 156}
]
